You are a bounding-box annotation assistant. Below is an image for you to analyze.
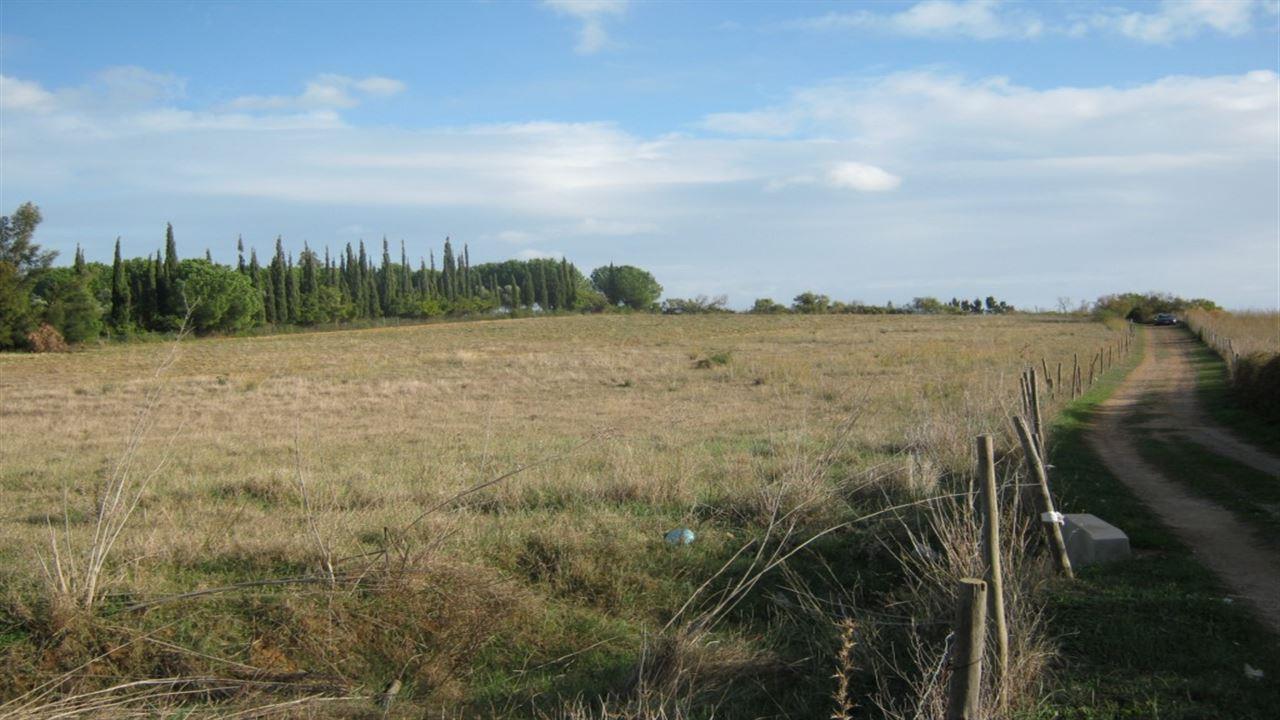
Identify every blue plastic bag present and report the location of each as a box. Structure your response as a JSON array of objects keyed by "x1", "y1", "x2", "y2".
[{"x1": 664, "y1": 528, "x2": 696, "y2": 546}]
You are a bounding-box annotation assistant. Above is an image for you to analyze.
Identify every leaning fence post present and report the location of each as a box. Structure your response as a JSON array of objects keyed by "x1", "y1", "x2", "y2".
[
  {"x1": 1029, "y1": 368, "x2": 1044, "y2": 456},
  {"x1": 1012, "y1": 416, "x2": 1074, "y2": 578},
  {"x1": 977, "y1": 436, "x2": 1009, "y2": 693},
  {"x1": 946, "y1": 578, "x2": 988, "y2": 720},
  {"x1": 1041, "y1": 357, "x2": 1053, "y2": 398}
]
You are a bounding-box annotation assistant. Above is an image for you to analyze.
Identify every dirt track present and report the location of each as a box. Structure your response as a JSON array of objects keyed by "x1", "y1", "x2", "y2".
[{"x1": 1087, "y1": 326, "x2": 1280, "y2": 634}]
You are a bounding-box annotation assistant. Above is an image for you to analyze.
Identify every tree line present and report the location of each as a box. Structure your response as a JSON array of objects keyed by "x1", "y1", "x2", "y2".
[
  {"x1": 742, "y1": 293, "x2": 1017, "y2": 315},
  {"x1": 0, "y1": 203, "x2": 670, "y2": 350}
]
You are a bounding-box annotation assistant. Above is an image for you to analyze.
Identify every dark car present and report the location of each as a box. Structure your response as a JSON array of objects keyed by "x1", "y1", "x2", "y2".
[{"x1": 1153, "y1": 313, "x2": 1177, "y2": 326}]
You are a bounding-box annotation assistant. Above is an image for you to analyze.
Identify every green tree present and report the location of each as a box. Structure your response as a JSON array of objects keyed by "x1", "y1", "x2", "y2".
[
  {"x1": 110, "y1": 238, "x2": 131, "y2": 328},
  {"x1": 749, "y1": 298, "x2": 786, "y2": 314},
  {"x1": 792, "y1": 292, "x2": 830, "y2": 314},
  {"x1": 177, "y1": 260, "x2": 264, "y2": 333},
  {"x1": 590, "y1": 264, "x2": 662, "y2": 310},
  {"x1": 0, "y1": 203, "x2": 53, "y2": 348},
  {"x1": 40, "y1": 268, "x2": 103, "y2": 343}
]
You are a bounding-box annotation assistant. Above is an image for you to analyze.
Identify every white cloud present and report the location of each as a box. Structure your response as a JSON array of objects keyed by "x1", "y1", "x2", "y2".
[
  {"x1": 0, "y1": 74, "x2": 56, "y2": 112},
  {"x1": 568, "y1": 217, "x2": 658, "y2": 236},
  {"x1": 3, "y1": 66, "x2": 1276, "y2": 308},
  {"x1": 516, "y1": 248, "x2": 564, "y2": 260},
  {"x1": 492, "y1": 230, "x2": 540, "y2": 244},
  {"x1": 787, "y1": 0, "x2": 1271, "y2": 43},
  {"x1": 790, "y1": 0, "x2": 1044, "y2": 40},
  {"x1": 827, "y1": 162, "x2": 902, "y2": 191},
  {"x1": 1090, "y1": 0, "x2": 1267, "y2": 43},
  {"x1": 542, "y1": 0, "x2": 629, "y2": 54},
  {"x1": 227, "y1": 74, "x2": 405, "y2": 111}
]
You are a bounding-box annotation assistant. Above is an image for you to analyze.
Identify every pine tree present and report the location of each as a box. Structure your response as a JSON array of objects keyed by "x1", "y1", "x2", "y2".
[{"x1": 110, "y1": 238, "x2": 130, "y2": 329}]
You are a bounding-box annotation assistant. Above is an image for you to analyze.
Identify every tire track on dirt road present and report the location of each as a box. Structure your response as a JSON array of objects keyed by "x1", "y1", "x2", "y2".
[{"x1": 1087, "y1": 326, "x2": 1280, "y2": 635}]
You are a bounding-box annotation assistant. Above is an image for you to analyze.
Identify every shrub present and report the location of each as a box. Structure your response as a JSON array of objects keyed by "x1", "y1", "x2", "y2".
[
  {"x1": 25, "y1": 323, "x2": 68, "y2": 353},
  {"x1": 1234, "y1": 352, "x2": 1280, "y2": 421}
]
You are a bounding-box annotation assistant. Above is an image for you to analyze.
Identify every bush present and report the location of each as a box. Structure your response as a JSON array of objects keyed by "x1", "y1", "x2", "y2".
[
  {"x1": 26, "y1": 323, "x2": 68, "y2": 353},
  {"x1": 1233, "y1": 352, "x2": 1280, "y2": 421}
]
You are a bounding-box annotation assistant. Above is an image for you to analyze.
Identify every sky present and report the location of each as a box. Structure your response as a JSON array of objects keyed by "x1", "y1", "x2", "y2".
[{"x1": 1, "y1": 0, "x2": 1277, "y2": 310}]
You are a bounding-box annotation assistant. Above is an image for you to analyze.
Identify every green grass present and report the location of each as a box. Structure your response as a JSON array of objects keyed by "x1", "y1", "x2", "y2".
[
  {"x1": 1186, "y1": 330, "x2": 1280, "y2": 453},
  {"x1": 1036, "y1": 330, "x2": 1280, "y2": 719}
]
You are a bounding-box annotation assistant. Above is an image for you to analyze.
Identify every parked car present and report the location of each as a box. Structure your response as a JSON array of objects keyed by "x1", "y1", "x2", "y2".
[{"x1": 1153, "y1": 313, "x2": 1177, "y2": 326}]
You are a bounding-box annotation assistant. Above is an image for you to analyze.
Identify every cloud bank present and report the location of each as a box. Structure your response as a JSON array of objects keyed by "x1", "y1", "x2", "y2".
[{"x1": 1, "y1": 65, "x2": 1275, "y2": 308}]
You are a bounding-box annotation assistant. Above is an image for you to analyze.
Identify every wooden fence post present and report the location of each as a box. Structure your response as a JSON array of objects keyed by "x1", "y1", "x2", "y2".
[
  {"x1": 1041, "y1": 358, "x2": 1053, "y2": 398},
  {"x1": 977, "y1": 436, "x2": 1009, "y2": 693},
  {"x1": 1012, "y1": 416, "x2": 1074, "y2": 578},
  {"x1": 946, "y1": 578, "x2": 988, "y2": 720},
  {"x1": 1071, "y1": 354, "x2": 1080, "y2": 398},
  {"x1": 1029, "y1": 368, "x2": 1044, "y2": 456},
  {"x1": 1056, "y1": 361, "x2": 1063, "y2": 393}
]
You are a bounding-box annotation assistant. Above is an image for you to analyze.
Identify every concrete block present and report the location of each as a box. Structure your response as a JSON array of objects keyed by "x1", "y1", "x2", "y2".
[{"x1": 1062, "y1": 513, "x2": 1131, "y2": 568}]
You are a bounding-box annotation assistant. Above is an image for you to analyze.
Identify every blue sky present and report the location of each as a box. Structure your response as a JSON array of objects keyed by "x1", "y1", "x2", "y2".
[{"x1": 2, "y1": 0, "x2": 1277, "y2": 309}]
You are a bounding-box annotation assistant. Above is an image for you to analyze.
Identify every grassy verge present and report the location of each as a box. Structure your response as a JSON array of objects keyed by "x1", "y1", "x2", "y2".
[
  {"x1": 1184, "y1": 329, "x2": 1280, "y2": 453},
  {"x1": 1035, "y1": 330, "x2": 1280, "y2": 719}
]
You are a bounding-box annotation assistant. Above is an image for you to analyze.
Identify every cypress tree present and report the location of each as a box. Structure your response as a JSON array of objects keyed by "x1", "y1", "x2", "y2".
[
  {"x1": 441, "y1": 238, "x2": 456, "y2": 301},
  {"x1": 428, "y1": 249, "x2": 437, "y2": 300},
  {"x1": 73, "y1": 245, "x2": 85, "y2": 276},
  {"x1": 271, "y1": 237, "x2": 287, "y2": 324},
  {"x1": 249, "y1": 249, "x2": 270, "y2": 324},
  {"x1": 521, "y1": 271, "x2": 535, "y2": 309},
  {"x1": 462, "y1": 244, "x2": 472, "y2": 297},
  {"x1": 110, "y1": 238, "x2": 130, "y2": 328},
  {"x1": 286, "y1": 255, "x2": 300, "y2": 324},
  {"x1": 535, "y1": 262, "x2": 548, "y2": 309},
  {"x1": 164, "y1": 223, "x2": 179, "y2": 278},
  {"x1": 380, "y1": 237, "x2": 395, "y2": 315},
  {"x1": 400, "y1": 241, "x2": 412, "y2": 301},
  {"x1": 364, "y1": 273, "x2": 380, "y2": 318},
  {"x1": 262, "y1": 269, "x2": 276, "y2": 324},
  {"x1": 145, "y1": 254, "x2": 160, "y2": 327},
  {"x1": 237, "y1": 236, "x2": 246, "y2": 274},
  {"x1": 162, "y1": 223, "x2": 180, "y2": 315},
  {"x1": 204, "y1": 248, "x2": 212, "y2": 262},
  {"x1": 301, "y1": 244, "x2": 317, "y2": 296}
]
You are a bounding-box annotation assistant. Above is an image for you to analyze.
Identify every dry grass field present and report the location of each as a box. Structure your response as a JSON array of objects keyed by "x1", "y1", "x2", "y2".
[
  {"x1": 0, "y1": 313, "x2": 1124, "y2": 717},
  {"x1": 1184, "y1": 309, "x2": 1279, "y2": 357}
]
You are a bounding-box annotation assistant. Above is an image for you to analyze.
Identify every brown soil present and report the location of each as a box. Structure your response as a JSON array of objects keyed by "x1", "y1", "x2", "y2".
[{"x1": 1087, "y1": 326, "x2": 1280, "y2": 634}]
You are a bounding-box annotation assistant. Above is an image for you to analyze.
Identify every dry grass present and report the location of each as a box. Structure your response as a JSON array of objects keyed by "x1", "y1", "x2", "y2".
[
  {"x1": 0, "y1": 313, "x2": 1122, "y2": 717},
  {"x1": 1184, "y1": 309, "x2": 1279, "y2": 358}
]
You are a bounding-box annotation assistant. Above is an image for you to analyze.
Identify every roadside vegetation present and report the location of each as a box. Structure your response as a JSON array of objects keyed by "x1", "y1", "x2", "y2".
[
  {"x1": 1041, "y1": 330, "x2": 1280, "y2": 719},
  {"x1": 1184, "y1": 308, "x2": 1280, "y2": 424}
]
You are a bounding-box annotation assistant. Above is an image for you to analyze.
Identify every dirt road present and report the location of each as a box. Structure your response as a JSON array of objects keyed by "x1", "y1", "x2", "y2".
[{"x1": 1087, "y1": 326, "x2": 1280, "y2": 634}]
